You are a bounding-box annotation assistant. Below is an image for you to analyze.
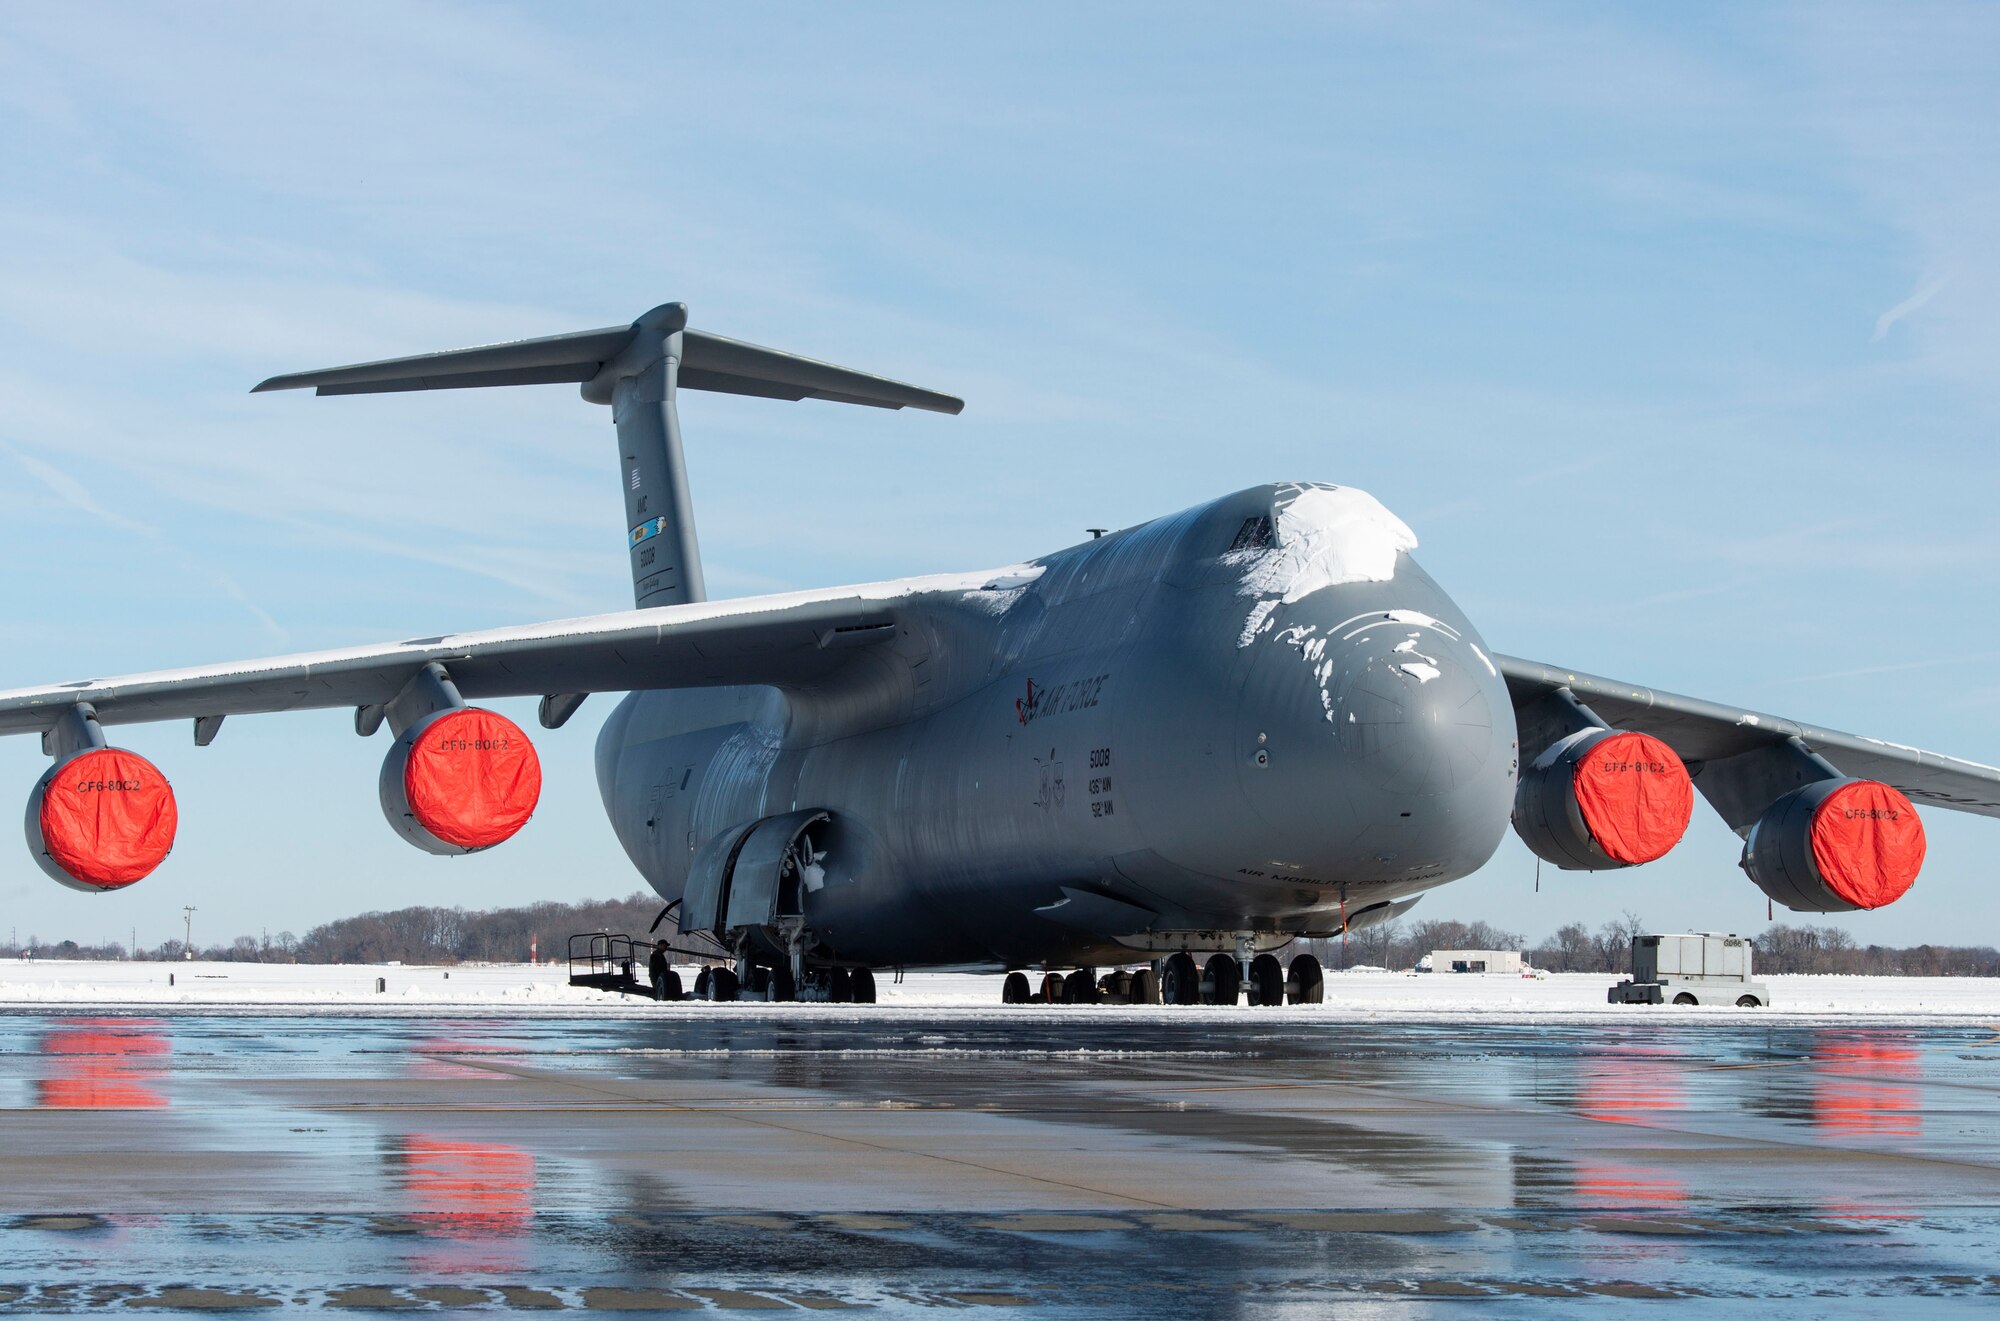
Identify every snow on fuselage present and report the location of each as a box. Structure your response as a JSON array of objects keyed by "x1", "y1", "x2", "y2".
[{"x1": 596, "y1": 483, "x2": 1519, "y2": 969}]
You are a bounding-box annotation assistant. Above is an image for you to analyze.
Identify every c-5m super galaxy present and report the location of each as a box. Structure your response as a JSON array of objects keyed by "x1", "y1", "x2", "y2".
[{"x1": 4, "y1": 303, "x2": 1996, "y2": 1006}]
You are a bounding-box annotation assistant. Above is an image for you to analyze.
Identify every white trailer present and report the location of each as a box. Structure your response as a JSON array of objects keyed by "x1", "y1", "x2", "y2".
[{"x1": 1608, "y1": 932, "x2": 1771, "y2": 1007}]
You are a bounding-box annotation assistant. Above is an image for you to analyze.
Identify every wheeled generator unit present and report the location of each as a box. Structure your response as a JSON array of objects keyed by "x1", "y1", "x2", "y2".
[{"x1": 1608, "y1": 932, "x2": 1772, "y2": 1007}]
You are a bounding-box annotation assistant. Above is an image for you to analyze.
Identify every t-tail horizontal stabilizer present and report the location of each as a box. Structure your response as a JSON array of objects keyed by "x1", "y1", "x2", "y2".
[
  {"x1": 252, "y1": 302, "x2": 964, "y2": 610},
  {"x1": 250, "y1": 303, "x2": 965, "y2": 413}
]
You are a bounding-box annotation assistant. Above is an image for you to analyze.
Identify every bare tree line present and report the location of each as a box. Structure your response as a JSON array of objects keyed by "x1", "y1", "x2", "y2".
[
  {"x1": 1293, "y1": 913, "x2": 2000, "y2": 978},
  {"x1": 3, "y1": 894, "x2": 665, "y2": 966},
  {"x1": 6, "y1": 901, "x2": 1998, "y2": 977}
]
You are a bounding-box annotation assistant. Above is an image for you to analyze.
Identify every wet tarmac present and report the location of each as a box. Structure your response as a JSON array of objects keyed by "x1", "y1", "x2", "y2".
[{"x1": 2, "y1": 1009, "x2": 1998, "y2": 1314}]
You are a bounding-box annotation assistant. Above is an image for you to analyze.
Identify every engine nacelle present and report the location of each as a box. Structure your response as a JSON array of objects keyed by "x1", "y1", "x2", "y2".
[
  {"x1": 1513, "y1": 727, "x2": 1693, "y2": 870},
  {"x1": 379, "y1": 707, "x2": 542, "y2": 855},
  {"x1": 1742, "y1": 778, "x2": 1924, "y2": 912},
  {"x1": 25, "y1": 747, "x2": 179, "y2": 892}
]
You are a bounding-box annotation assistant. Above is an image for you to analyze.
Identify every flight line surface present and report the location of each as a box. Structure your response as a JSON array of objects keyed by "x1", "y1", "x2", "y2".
[
  {"x1": 7, "y1": 961, "x2": 2000, "y2": 1016},
  {"x1": 2, "y1": 994, "x2": 1998, "y2": 1315}
]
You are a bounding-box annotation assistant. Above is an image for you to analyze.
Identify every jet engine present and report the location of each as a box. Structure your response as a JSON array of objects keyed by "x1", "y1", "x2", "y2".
[
  {"x1": 379, "y1": 707, "x2": 542, "y2": 854},
  {"x1": 1513, "y1": 727, "x2": 1693, "y2": 870},
  {"x1": 1741, "y1": 777, "x2": 1925, "y2": 912},
  {"x1": 26, "y1": 746, "x2": 179, "y2": 892}
]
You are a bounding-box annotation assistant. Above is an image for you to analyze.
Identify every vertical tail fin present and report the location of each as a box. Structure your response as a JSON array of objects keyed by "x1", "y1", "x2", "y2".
[{"x1": 253, "y1": 302, "x2": 962, "y2": 608}]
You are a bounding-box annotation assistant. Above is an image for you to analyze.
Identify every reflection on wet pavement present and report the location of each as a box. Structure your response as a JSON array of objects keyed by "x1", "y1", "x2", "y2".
[
  {"x1": 1815, "y1": 1033, "x2": 1924, "y2": 1138},
  {"x1": 34, "y1": 1018, "x2": 168, "y2": 1110},
  {"x1": 0, "y1": 1010, "x2": 1995, "y2": 1311}
]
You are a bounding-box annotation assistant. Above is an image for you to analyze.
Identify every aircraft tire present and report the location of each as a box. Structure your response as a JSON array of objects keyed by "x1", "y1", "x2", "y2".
[
  {"x1": 1204, "y1": 953, "x2": 1240, "y2": 1006},
  {"x1": 1287, "y1": 953, "x2": 1324, "y2": 1005},
  {"x1": 1129, "y1": 967, "x2": 1161, "y2": 1005},
  {"x1": 1162, "y1": 953, "x2": 1200, "y2": 1005},
  {"x1": 1248, "y1": 953, "x2": 1285, "y2": 1006},
  {"x1": 709, "y1": 968, "x2": 740, "y2": 1002},
  {"x1": 829, "y1": 967, "x2": 853, "y2": 1002},
  {"x1": 1038, "y1": 973, "x2": 1063, "y2": 1002},
  {"x1": 694, "y1": 967, "x2": 711, "y2": 999},
  {"x1": 661, "y1": 970, "x2": 683, "y2": 1001},
  {"x1": 1062, "y1": 969, "x2": 1096, "y2": 1004},
  {"x1": 771, "y1": 963, "x2": 797, "y2": 1003},
  {"x1": 851, "y1": 967, "x2": 877, "y2": 1004},
  {"x1": 1002, "y1": 971, "x2": 1031, "y2": 1004}
]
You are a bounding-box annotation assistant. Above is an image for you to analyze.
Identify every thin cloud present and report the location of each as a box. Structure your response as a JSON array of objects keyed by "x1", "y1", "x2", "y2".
[
  {"x1": 1777, "y1": 649, "x2": 2000, "y2": 686},
  {"x1": 1872, "y1": 276, "x2": 1949, "y2": 342},
  {"x1": 1, "y1": 441, "x2": 289, "y2": 643}
]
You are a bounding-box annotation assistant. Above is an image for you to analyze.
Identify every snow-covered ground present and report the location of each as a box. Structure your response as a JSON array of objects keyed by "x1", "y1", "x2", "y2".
[{"x1": 2, "y1": 959, "x2": 1998, "y2": 1021}]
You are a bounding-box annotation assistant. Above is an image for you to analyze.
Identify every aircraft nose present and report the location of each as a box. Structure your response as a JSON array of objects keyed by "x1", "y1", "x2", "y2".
[{"x1": 1328, "y1": 618, "x2": 1498, "y2": 798}]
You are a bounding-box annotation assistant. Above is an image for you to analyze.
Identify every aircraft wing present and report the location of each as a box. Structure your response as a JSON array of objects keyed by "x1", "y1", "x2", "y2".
[
  {"x1": 1496, "y1": 654, "x2": 2000, "y2": 819},
  {"x1": 0, "y1": 584, "x2": 932, "y2": 740}
]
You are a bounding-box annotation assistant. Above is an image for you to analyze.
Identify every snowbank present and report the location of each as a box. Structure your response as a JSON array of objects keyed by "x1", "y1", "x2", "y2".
[{"x1": 2, "y1": 961, "x2": 1998, "y2": 1021}]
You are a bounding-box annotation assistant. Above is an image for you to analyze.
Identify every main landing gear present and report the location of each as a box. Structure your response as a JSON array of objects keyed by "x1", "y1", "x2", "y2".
[
  {"x1": 689, "y1": 963, "x2": 878, "y2": 1003},
  {"x1": 1006, "y1": 953, "x2": 1325, "y2": 1006},
  {"x1": 567, "y1": 930, "x2": 885, "y2": 1005}
]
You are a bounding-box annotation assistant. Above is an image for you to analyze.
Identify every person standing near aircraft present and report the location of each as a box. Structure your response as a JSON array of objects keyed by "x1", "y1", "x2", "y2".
[{"x1": 648, "y1": 940, "x2": 673, "y2": 1001}]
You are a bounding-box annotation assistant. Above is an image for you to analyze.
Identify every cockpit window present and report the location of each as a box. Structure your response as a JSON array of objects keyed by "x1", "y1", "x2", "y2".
[{"x1": 1228, "y1": 515, "x2": 1274, "y2": 551}]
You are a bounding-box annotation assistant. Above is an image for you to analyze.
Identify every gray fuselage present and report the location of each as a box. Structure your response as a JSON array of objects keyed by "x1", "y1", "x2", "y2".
[{"x1": 594, "y1": 483, "x2": 1519, "y2": 970}]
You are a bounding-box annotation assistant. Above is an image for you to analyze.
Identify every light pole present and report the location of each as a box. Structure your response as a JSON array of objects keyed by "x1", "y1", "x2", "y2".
[{"x1": 182, "y1": 906, "x2": 196, "y2": 961}]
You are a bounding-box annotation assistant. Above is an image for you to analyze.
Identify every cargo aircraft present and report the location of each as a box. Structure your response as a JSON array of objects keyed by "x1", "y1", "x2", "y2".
[{"x1": 4, "y1": 303, "x2": 1996, "y2": 1005}]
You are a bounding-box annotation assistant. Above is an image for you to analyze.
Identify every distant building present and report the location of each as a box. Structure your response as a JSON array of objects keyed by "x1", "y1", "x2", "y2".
[{"x1": 1426, "y1": 949, "x2": 1523, "y2": 974}]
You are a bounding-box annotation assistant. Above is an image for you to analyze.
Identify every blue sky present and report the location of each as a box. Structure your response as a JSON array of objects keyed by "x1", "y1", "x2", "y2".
[{"x1": 1, "y1": 2, "x2": 1996, "y2": 953}]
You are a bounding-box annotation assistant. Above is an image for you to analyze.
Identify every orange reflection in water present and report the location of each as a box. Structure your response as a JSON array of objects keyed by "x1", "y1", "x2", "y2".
[
  {"x1": 1574, "y1": 1049, "x2": 1686, "y2": 1127},
  {"x1": 405, "y1": 1036, "x2": 511, "y2": 1083},
  {"x1": 1813, "y1": 1034, "x2": 1922, "y2": 1138},
  {"x1": 36, "y1": 1019, "x2": 169, "y2": 1109},
  {"x1": 399, "y1": 1136, "x2": 536, "y2": 1238},
  {"x1": 1567, "y1": 1045, "x2": 1689, "y2": 1209},
  {"x1": 1571, "y1": 1159, "x2": 1687, "y2": 1208}
]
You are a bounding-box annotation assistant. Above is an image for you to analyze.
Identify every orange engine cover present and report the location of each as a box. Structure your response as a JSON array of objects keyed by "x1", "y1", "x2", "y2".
[
  {"x1": 26, "y1": 747, "x2": 179, "y2": 892},
  {"x1": 1513, "y1": 728, "x2": 1694, "y2": 870},
  {"x1": 379, "y1": 707, "x2": 542, "y2": 855},
  {"x1": 1743, "y1": 778, "x2": 1925, "y2": 912}
]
